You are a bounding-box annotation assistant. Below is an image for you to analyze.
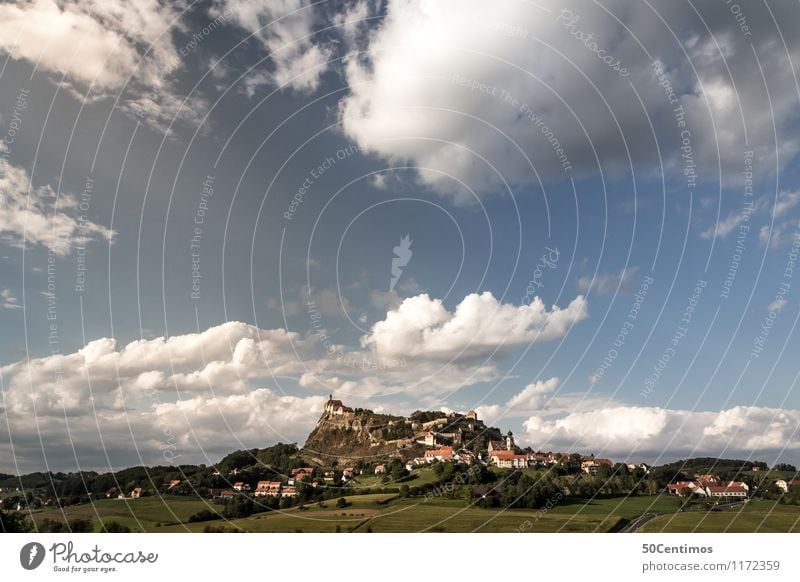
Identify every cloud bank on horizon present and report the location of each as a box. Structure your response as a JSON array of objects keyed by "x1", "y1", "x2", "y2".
[{"x1": 0, "y1": 290, "x2": 589, "y2": 471}]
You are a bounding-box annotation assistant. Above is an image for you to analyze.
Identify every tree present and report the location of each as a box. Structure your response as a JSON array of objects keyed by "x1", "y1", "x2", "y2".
[
  {"x1": 463, "y1": 486, "x2": 475, "y2": 504},
  {"x1": 596, "y1": 464, "x2": 613, "y2": 479},
  {"x1": 68, "y1": 518, "x2": 93, "y2": 533},
  {"x1": 38, "y1": 519, "x2": 65, "y2": 533},
  {"x1": 390, "y1": 460, "x2": 409, "y2": 482},
  {"x1": 336, "y1": 497, "x2": 348, "y2": 509},
  {"x1": 188, "y1": 510, "x2": 222, "y2": 523},
  {"x1": 0, "y1": 508, "x2": 30, "y2": 532},
  {"x1": 223, "y1": 495, "x2": 254, "y2": 519}
]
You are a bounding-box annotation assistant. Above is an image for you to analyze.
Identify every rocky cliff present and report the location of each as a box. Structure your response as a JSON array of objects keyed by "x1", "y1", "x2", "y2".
[
  {"x1": 301, "y1": 400, "x2": 503, "y2": 466},
  {"x1": 301, "y1": 407, "x2": 415, "y2": 465}
]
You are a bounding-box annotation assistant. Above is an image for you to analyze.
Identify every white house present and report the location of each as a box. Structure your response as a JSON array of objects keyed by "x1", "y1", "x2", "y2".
[
  {"x1": 490, "y1": 450, "x2": 528, "y2": 469},
  {"x1": 667, "y1": 481, "x2": 707, "y2": 497},
  {"x1": 705, "y1": 482, "x2": 749, "y2": 498}
]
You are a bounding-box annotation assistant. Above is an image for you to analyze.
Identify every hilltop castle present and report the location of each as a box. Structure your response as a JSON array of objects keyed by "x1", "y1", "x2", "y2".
[{"x1": 324, "y1": 394, "x2": 353, "y2": 416}]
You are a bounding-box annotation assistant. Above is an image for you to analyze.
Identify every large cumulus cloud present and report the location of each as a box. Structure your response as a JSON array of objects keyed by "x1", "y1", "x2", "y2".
[{"x1": 340, "y1": 0, "x2": 800, "y2": 201}]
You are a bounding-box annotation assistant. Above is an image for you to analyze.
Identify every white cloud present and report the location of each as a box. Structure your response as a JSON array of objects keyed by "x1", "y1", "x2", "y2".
[
  {"x1": 773, "y1": 191, "x2": 800, "y2": 218},
  {"x1": 0, "y1": 0, "x2": 139, "y2": 91},
  {"x1": 0, "y1": 322, "x2": 319, "y2": 420},
  {"x1": 152, "y1": 389, "x2": 326, "y2": 451},
  {"x1": 701, "y1": 210, "x2": 747, "y2": 240},
  {"x1": 331, "y1": 0, "x2": 372, "y2": 45},
  {"x1": 0, "y1": 0, "x2": 215, "y2": 131},
  {"x1": 0, "y1": 384, "x2": 325, "y2": 473},
  {"x1": 339, "y1": 0, "x2": 800, "y2": 202},
  {"x1": 475, "y1": 376, "x2": 620, "y2": 426},
  {"x1": 361, "y1": 291, "x2": 587, "y2": 362},
  {"x1": 3, "y1": 296, "x2": 570, "y2": 469},
  {"x1": 0, "y1": 321, "x2": 342, "y2": 470},
  {"x1": 0, "y1": 289, "x2": 22, "y2": 310},
  {"x1": 507, "y1": 377, "x2": 561, "y2": 411},
  {"x1": 577, "y1": 266, "x2": 638, "y2": 295},
  {"x1": 2, "y1": 313, "x2": 797, "y2": 469},
  {"x1": 703, "y1": 190, "x2": 800, "y2": 243},
  {"x1": 768, "y1": 297, "x2": 787, "y2": 313},
  {"x1": 521, "y1": 405, "x2": 800, "y2": 458},
  {"x1": 473, "y1": 404, "x2": 503, "y2": 425},
  {"x1": 214, "y1": 0, "x2": 330, "y2": 93},
  {"x1": 0, "y1": 159, "x2": 114, "y2": 255}
]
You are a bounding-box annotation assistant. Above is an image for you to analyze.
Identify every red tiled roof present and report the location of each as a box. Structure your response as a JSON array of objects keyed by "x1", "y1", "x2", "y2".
[
  {"x1": 668, "y1": 481, "x2": 700, "y2": 490},
  {"x1": 424, "y1": 446, "x2": 454, "y2": 457}
]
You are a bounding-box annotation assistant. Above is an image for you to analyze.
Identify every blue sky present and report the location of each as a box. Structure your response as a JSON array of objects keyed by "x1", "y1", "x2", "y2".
[{"x1": 1, "y1": 0, "x2": 799, "y2": 472}]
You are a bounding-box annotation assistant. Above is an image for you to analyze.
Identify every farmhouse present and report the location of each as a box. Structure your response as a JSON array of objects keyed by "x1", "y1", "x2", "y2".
[
  {"x1": 292, "y1": 467, "x2": 314, "y2": 481},
  {"x1": 233, "y1": 482, "x2": 251, "y2": 491},
  {"x1": 130, "y1": 487, "x2": 144, "y2": 499},
  {"x1": 775, "y1": 479, "x2": 800, "y2": 493},
  {"x1": 374, "y1": 464, "x2": 386, "y2": 475},
  {"x1": 705, "y1": 482, "x2": 748, "y2": 498},
  {"x1": 424, "y1": 446, "x2": 454, "y2": 462},
  {"x1": 694, "y1": 474, "x2": 719, "y2": 486},
  {"x1": 490, "y1": 449, "x2": 528, "y2": 469},
  {"x1": 528, "y1": 452, "x2": 550, "y2": 464},
  {"x1": 581, "y1": 457, "x2": 613, "y2": 475},
  {"x1": 210, "y1": 489, "x2": 236, "y2": 500},
  {"x1": 254, "y1": 481, "x2": 282, "y2": 497},
  {"x1": 453, "y1": 450, "x2": 477, "y2": 465},
  {"x1": 166, "y1": 479, "x2": 181, "y2": 490},
  {"x1": 667, "y1": 481, "x2": 707, "y2": 497}
]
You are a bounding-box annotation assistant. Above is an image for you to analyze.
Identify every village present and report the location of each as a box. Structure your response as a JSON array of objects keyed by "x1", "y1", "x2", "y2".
[
  {"x1": 100, "y1": 397, "x2": 795, "y2": 505},
  {"x1": 3, "y1": 397, "x2": 799, "y2": 533}
]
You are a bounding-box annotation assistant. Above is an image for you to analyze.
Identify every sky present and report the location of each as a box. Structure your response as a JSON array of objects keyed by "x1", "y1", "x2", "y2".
[{"x1": 1, "y1": 0, "x2": 800, "y2": 473}]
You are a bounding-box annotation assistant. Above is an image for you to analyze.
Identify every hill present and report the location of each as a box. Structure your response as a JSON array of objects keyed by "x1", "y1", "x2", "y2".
[
  {"x1": 650, "y1": 457, "x2": 769, "y2": 481},
  {"x1": 301, "y1": 396, "x2": 503, "y2": 466}
]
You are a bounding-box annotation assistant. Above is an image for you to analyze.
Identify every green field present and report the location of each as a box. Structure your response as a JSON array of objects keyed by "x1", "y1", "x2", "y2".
[
  {"x1": 640, "y1": 500, "x2": 800, "y2": 533},
  {"x1": 350, "y1": 498, "x2": 621, "y2": 532},
  {"x1": 546, "y1": 495, "x2": 679, "y2": 519},
  {"x1": 347, "y1": 466, "x2": 443, "y2": 490},
  {"x1": 29, "y1": 495, "x2": 225, "y2": 532},
  {"x1": 160, "y1": 494, "x2": 398, "y2": 533},
  {"x1": 19, "y1": 492, "x2": 800, "y2": 533}
]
